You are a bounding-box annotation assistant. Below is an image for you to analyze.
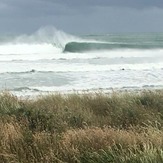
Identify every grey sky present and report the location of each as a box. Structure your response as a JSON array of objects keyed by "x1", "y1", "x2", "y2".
[{"x1": 0, "y1": 0, "x2": 163, "y2": 34}]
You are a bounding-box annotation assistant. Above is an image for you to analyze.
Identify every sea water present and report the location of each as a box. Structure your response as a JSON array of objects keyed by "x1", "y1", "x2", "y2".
[{"x1": 0, "y1": 27, "x2": 163, "y2": 96}]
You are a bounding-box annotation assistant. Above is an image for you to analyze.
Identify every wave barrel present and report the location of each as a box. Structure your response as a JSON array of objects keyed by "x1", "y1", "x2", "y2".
[{"x1": 63, "y1": 42, "x2": 114, "y2": 52}]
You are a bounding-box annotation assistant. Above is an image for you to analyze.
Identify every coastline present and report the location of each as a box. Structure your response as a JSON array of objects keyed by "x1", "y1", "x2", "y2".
[{"x1": 7, "y1": 86, "x2": 163, "y2": 99}]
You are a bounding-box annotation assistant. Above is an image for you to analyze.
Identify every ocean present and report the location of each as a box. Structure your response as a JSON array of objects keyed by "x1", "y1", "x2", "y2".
[{"x1": 0, "y1": 27, "x2": 163, "y2": 96}]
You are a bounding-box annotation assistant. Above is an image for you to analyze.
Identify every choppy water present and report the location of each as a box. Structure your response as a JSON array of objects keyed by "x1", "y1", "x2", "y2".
[{"x1": 0, "y1": 27, "x2": 163, "y2": 96}]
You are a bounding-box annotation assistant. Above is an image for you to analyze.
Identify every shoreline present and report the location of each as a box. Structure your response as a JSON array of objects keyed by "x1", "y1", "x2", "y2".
[{"x1": 5, "y1": 86, "x2": 163, "y2": 99}]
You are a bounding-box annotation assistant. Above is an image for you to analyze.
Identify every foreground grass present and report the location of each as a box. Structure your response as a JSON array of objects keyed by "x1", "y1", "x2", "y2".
[{"x1": 0, "y1": 90, "x2": 163, "y2": 162}]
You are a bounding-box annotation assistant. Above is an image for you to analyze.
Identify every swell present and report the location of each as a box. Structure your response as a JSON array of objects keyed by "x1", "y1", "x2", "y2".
[
  {"x1": 0, "y1": 70, "x2": 54, "y2": 75},
  {"x1": 64, "y1": 42, "x2": 163, "y2": 53},
  {"x1": 1, "y1": 64, "x2": 163, "y2": 75}
]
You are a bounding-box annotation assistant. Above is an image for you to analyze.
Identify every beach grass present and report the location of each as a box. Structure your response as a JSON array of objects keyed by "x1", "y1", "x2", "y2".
[{"x1": 0, "y1": 90, "x2": 163, "y2": 162}]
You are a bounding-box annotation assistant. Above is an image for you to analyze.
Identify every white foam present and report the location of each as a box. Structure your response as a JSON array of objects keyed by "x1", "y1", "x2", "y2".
[
  {"x1": 26, "y1": 69, "x2": 163, "y2": 92},
  {"x1": 0, "y1": 43, "x2": 61, "y2": 55},
  {"x1": 0, "y1": 45, "x2": 163, "y2": 61},
  {"x1": 0, "y1": 61, "x2": 162, "y2": 74}
]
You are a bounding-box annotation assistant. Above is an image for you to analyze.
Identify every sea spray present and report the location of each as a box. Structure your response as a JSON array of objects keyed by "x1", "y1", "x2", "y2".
[
  {"x1": 0, "y1": 26, "x2": 81, "y2": 55},
  {"x1": 14, "y1": 26, "x2": 80, "y2": 48}
]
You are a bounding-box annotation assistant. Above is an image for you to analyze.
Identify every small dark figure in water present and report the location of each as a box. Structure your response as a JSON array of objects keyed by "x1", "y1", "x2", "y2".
[{"x1": 30, "y1": 69, "x2": 35, "y2": 73}]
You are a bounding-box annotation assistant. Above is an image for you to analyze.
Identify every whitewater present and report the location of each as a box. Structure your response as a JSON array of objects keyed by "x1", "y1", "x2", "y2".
[{"x1": 0, "y1": 27, "x2": 163, "y2": 96}]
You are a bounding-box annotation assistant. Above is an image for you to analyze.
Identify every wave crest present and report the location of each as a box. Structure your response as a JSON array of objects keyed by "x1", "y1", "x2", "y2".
[{"x1": 64, "y1": 41, "x2": 163, "y2": 53}]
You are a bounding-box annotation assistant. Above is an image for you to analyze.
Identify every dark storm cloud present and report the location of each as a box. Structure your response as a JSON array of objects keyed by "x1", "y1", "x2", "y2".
[
  {"x1": 0, "y1": 0, "x2": 163, "y2": 34},
  {"x1": 1, "y1": 0, "x2": 163, "y2": 17},
  {"x1": 40, "y1": 0, "x2": 163, "y2": 8},
  {"x1": 0, "y1": 0, "x2": 68, "y2": 17}
]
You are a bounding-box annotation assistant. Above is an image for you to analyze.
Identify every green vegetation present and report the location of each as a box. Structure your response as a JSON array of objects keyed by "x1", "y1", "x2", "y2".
[{"x1": 0, "y1": 90, "x2": 163, "y2": 163}]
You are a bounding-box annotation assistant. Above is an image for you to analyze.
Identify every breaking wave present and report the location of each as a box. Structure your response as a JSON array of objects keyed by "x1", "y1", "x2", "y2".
[
  {"x1": 64, "y1": 41, "x2": 163, "y2": 53},
  {"x1": 0, "y1": 26, "x2": 81, "y2": 55},
  {"x1": 1, "y1": 26, "x2": 163, "y2": 55}
]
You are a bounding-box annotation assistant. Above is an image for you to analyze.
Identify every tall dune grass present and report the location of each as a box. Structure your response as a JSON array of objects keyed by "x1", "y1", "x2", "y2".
[{"x1": 0, "y1": 90, "x2": 163, "y2": 162}]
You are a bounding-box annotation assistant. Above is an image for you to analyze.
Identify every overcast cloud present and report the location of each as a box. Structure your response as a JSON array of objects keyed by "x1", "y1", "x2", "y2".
[{"x1": 0, "y1": 0, "x2": 163, "y2": 34}]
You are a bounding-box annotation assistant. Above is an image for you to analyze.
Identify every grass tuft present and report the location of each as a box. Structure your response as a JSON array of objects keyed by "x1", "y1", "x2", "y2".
[{"x1": 0, "y1": 90, "x2": 163, "y2": 162}]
